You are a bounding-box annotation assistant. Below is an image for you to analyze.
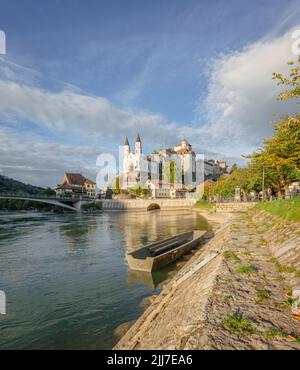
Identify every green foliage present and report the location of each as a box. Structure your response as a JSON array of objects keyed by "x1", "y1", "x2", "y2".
[
  {"x1": 282, "y1": 298, "x2": 297, "y2": 310},
  {"x1": 272, "y1": 57, "x2": 300, "y2": 101},
  {"x1": 0, "y1": 174, "x2": 44, "y2": 195},
  {"x1": 210, "y1": 59, "x2": 300, "y2": 199},
  {"x1": 195, "y1": 199, "x2": 215, "y2": 210},
  {"x1": 111, "y1": 176, "x2": 121, "y2": 194},
  {"x1": 256, "y1": 198, "x2": 300, "y2": 222},
  {"x1": 235, "y1": 265, "x2": 258, "y2": 274},
  {"x1": 162, "y1": 160, "x2": 180, "y2": 185},
  {"x1": 223, "y1": 251, "x2": 241, "y2": 263},
  {"x1": 81, "y1": 202, "x2": 102, "y2": 211},
  {"x1": 129, "y1": 182, "x2": 151, "y2": 197},
  {"x1": 256, "y1": 288, "x2": 271, "y2": 303},
  {"x1": 265, "y1": 328, "x2": 287, "y2": 340},
  {"x1": 268, "y1": 256, "x2": 300, "y2": 277},
  {"x1": 250, "y1": 115, "x2": 300, "y2": 194},
  {"x1": 222, "y1": 312, "x2": 256, "y2": 336},
  {"x1": 0, "y1": 198, "x2": 57, "y2": 211},
  {"x1": 209, "y1": 167, "x2": 263, "y2": 197},
  {"x1": 39, "y1": 187, "x2": 56, "y2": 196},
  {"x1": 229, "y1": 163, "x2": 238, "y2": 174}
]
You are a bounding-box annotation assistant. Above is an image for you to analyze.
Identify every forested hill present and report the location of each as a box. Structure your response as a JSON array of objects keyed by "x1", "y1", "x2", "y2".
[{"x1": 0, "y1": 175, "x2": 45, "y2": 195}]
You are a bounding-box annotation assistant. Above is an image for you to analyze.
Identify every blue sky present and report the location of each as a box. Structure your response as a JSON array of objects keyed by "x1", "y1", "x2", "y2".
[{"x1": 0, "y1": 0, "x2": 299, "y2": 186}]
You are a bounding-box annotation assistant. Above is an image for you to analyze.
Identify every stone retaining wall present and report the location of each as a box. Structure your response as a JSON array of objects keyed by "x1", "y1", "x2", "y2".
[{"x1": 216, "y1": 202, "x2": 256, "y2": 212}]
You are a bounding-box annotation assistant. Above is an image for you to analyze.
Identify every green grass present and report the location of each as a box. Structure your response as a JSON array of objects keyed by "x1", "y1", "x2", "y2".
[
  {"x1": 282, "y1": 297, "x2": 298, "y2": 310},
  {"x1": 223, "y1": 251, "x2": 241, "y2": 263},
  {"x1": 195, "y1": 200, "x2": 216, "y2": 210},
  {"x1": 268, "y1": 257, "x2": 300, "y2": 277},
  {"x1": 223, "y1": 295, "x2": 232, "y2": 304},
  {"x1": 265, "y1": 328, "x2": 287, "y2": 340},
  {"x1": 260, "y1": 238, "x2": 268, "y2": 246},
  {"x1": 222, "y1": 312, "x2": 256, "y2": 336},
  {"x1": 256, "y1": 288, "x2": 271, "y2": 303},
  {"x1": 235, "y1": 265, "x2": 258, "y2": 274},
  {"x1": 256, "y1": 198, "x2": 300, "y2": 222}
]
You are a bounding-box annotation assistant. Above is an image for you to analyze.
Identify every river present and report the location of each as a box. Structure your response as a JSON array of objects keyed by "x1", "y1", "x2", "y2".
[{"x1": 0, "y1": 210, "x2": 208, "y2": 349}]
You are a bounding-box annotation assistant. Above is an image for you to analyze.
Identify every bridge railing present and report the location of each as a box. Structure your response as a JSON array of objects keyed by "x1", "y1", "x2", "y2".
[{"x1": 0, "y1": 192, "x2": 86, "y2": 202}]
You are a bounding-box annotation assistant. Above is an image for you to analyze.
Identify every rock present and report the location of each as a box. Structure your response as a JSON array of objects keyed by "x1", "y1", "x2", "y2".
[
  {"x1": 139, "y1": 295, "x2": 158, "y2": 311},
  {"x1": 113, "y1": 320, "x2": 136, "y2": 342}
]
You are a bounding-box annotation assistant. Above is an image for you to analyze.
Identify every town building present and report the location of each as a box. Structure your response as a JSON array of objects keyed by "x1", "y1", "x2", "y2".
[
  {"x1": 56, "y1": 173, "x2": 96, "y2": 198},
  {"x1": 204, "y1": 159, "x2": 228, "y2": 180},
  {"x1": 121, "y1": 135, "x2": 226, "y2": 198}
]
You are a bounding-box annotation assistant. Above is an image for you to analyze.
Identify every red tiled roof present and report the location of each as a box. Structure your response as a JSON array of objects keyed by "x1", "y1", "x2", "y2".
[
  {"x1": 57, "y1": 173, "x2": 95, "y2": 188},
  {"x1": 65, "y1": 173, "x2": 86, "y2": 186},
  {"x1": 175, "y1": 149, "x2": 193, "y2": 155},
  {"x1": 56, "y1": 181, "x2": 71, "y2": 190}
]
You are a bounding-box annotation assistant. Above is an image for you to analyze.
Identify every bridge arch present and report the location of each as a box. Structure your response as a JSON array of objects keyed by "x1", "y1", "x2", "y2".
[
  {"x1": 0, "y1": 195, "x2": 78, "y2": 212},
  {"x1": 147, "y1": 203, "x2": 161, "y2": 211}
]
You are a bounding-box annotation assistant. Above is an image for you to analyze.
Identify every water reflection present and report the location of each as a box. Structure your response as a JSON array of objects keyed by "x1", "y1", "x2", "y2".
[
  {"x1": 59, "y1": 215, "x2": 98, "y2": 253},
  {"x1": 0, "y1": 210, "x2": 208, "y2": 350},
  {"x1": 113, "y1": 210, "x2": 209, "y2": 253}
]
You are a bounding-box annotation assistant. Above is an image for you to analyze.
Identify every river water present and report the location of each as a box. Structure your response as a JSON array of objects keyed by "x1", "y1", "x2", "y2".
[{"x1": 0, "y1": 210, "x2": 208, "y2": 349}]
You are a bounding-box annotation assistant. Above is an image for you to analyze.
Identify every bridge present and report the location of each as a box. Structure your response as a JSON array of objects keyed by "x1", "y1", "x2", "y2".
[
  {"x1": 0, "y1": 193, "x2": 197, "y2": 212},
  {"x1": 0, "y1": 193, "x2": 80, "y2": 211}
]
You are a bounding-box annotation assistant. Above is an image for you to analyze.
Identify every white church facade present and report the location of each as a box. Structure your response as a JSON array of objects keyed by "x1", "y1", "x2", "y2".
[{"x1": 121, "y1": 134, "x2": 201, "y2": 198}]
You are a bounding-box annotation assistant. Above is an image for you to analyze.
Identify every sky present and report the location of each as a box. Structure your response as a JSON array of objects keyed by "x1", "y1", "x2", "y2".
[{"x1": 0, "y1": 0, "x2": 300, "y2": 187}]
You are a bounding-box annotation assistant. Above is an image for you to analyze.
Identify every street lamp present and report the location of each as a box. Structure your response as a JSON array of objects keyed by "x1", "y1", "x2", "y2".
[{"x1": 262, "y1": 166, "x2": 265, "y2": 201}]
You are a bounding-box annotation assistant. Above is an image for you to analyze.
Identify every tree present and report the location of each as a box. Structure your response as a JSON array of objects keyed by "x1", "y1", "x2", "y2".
[
  {"x1": 250, "y1": 115, "x2": 300, "y2": 196},
  {"x1": 129, "y1": 182, "x2": 150, "y2": 198},
  {"x1": 273, "y1": 57, "x2": 300, "y2": 101},
  {"x1": 39, "y1": 187, "x2": 56, "y2": 196},
  {"x1": 207, "y1": 56, "x2": 300, "y2": 200},
  {"x1": 229, "y1": 163, "x2": 238, "y2": 174},
  {"x1": 162, "y1": 160, "x2": 180, "y2": 186}
]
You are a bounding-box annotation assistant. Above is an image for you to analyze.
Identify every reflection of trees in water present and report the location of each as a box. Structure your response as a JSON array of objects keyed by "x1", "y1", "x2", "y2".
[{"x1": 195, "y1": 214, "x2": 211, "y2": 231}]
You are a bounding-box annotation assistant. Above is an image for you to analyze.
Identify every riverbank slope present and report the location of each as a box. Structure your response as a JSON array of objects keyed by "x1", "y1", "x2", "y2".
[{"x1": 115, "y1": 207, "x2": 300, "y2": 349}]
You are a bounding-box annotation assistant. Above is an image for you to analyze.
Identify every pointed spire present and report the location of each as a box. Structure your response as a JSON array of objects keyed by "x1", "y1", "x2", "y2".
[
  {"x1": 124, "y1": 136, "x2": 130, "y2": 146},
  {"x1": 136, "y1": 133, "x2": 141, "y2": 143}
]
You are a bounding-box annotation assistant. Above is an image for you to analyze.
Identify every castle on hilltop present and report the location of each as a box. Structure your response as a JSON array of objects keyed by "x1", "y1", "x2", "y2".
[{"x1": 122, "y1": 134, "x2": 200, "y2": 197}]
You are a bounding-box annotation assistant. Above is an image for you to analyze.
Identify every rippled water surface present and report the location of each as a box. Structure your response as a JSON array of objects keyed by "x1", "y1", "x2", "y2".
[{"x1": 0, "y1": 210, "x2": 207, "y2": 349}]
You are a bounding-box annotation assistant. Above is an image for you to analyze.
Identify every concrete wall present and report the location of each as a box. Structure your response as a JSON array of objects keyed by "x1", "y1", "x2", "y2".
[
  {"x1": 100, "y1": 198, "x2": 196, "y2": 210},
  {"x1": 215, "y1": 202, "x2": 257, "y2": 212}
]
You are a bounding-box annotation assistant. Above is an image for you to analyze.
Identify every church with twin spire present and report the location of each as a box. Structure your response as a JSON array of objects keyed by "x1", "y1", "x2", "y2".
[{"x1": 122, "y1": 134, "x2": 198, "y2": 193}]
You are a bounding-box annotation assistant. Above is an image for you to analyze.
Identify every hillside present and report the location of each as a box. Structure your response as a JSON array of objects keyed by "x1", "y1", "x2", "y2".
[{"x1": 0, "y1": 175, "x2": 44, "y2": 195}]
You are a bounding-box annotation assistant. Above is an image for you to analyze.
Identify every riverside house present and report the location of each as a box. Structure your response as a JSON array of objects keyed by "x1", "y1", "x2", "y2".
[{"x1": 56, "y1": 173, "x2": 96, "y2": 198}]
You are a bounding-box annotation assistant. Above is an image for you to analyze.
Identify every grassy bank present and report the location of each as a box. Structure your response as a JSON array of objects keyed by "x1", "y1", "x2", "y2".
[
  {"x1": 195, "y1": 200, "x2": 216, "y2": 210},
  {"x1": 256, "y1": 198, "x2": 300, "y2": 222}
]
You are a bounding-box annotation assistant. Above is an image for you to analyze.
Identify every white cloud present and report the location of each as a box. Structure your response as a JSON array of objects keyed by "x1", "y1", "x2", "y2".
[
  {"x1": 2, "y1": 25, "x2": 300, "y2": 187},
  {"x1": 0, "y1": 76, "x2": 182, "y2": 149},
  {"x1": 198, "y1": 27, "x2": 300, "y2": 155},
  {"x1": 0, "y1": 127, "x2": 101, "y2": 187}
]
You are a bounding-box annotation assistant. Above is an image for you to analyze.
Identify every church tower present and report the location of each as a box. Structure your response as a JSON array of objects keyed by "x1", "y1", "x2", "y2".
[
  {"x1": 135, "y1": 133, "x2": 142, "y2": 155},
  {"x1": 123, "y1": 136, "x2": 130, "y2": 157},
  {"x1": 123, "y1": 136, "x2": 131, "y2": 175}
]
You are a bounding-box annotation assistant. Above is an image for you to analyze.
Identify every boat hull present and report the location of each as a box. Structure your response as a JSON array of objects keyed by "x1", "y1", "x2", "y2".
[{"x1": 127, "y1": 230, "x2": 206, "y2": 272}]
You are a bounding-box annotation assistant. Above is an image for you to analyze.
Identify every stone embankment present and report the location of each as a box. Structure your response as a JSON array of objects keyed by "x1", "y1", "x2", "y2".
[{"x1": 115, "y1": 207, "x2": 300, "y2": 350}]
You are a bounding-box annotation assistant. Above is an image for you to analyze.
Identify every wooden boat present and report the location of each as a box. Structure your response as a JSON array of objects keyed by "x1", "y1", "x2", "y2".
[{"x1": 126, "y1": 230, "x2": 207, "y2": 272}]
